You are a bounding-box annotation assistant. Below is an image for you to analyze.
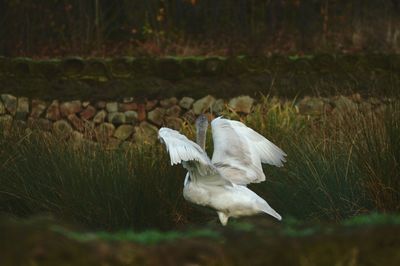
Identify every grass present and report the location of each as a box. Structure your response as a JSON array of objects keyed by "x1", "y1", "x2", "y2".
[
  {"x1": 0, "y1": 129, "x2": 199, "y2": 230},
  {"x1": 51, "y1": 225, "x2": 221, "y2": 245},
  {"x1": 0, "y1": 97, "x2": 399, "y2": 231},
  {"x1": 4, "y1": 212, "x2": 399, "y2": 246}
]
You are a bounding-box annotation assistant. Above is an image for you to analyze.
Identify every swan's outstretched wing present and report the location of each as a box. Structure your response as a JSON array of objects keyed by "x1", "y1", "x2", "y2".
[
  {"x1": 158, "y1": 127, "x2": 230, "y2": 186},
  {"x1": 211, "y1": 117, "x2": 286, "y2": 185}
]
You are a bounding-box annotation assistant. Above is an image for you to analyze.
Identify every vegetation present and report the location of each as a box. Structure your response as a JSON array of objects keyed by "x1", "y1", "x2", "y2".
[
  {"x1": 1, "y1": 1, "x2": 400, "y2": 56},
  {"x1": 2, "y1": 54, "x2": 400, "y2": 100},
  {"x1": 2, "y1": 213, "x2": 400, "y2": 265},
  {"x1": 1, "y1": 97, "x2": 399, "y2": 231},
  {"x1": 51, "y1": 225, "x2": 220, "y2": 245},
  {"x1": 0, "y1": 128, "x2": 191, "y2": 230},
  {"x1": 2, "y1": 1, "x2": 399, "y2": 264}
]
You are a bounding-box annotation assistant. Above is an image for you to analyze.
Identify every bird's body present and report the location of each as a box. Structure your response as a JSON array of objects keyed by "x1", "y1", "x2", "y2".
[
  {"x1": 158, "y1": 116, "x2": 286, "y2": 225},
  {"x1": 183, "y1": 176, "x2": 281, "y2": 225}
]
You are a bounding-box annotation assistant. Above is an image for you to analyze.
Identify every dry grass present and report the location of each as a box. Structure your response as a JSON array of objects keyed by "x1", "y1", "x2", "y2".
[{"x1": 0, "y1": 97, "x2": 399, "y2": 229}]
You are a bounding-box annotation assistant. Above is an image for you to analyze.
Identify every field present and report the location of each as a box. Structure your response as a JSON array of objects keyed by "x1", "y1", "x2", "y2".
[
  {"x1": 1, "y1": 96, "x2": 400, "y2": 264},
  {"x1": 1, "y1": 97, "x2": 399, "y2": 228},
  {"x1": 2, "y1": 1, "x2": 400, "y2": 264}
]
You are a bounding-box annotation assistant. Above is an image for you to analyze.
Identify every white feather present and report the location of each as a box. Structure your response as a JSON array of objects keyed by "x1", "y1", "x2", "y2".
[
  {"x1": 158, "y1": 117, "x2": 286, "y2": 225},
  {"x1": 158, "y1": 127, "x2": 229, "y2": 186},
  {"x1": 158, "y1": 127, "x2": 209, "y2": 166},
  {"x1": 211, "y1": 117, "x2": 286, "y2": 185}
]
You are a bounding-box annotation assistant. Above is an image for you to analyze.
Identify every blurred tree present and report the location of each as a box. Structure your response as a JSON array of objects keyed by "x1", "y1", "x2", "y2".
[{"x1": 0, "y1": 0, "x2": 399, "y2": 56}]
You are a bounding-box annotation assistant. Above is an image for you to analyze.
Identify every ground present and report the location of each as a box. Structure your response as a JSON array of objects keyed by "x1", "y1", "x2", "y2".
[{"x1": 1, "y1": 213, "x2": 400, "y2": 265}]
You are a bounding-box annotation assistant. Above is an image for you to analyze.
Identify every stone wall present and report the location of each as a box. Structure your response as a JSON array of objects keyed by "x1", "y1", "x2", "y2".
[
  {"x1": 8, "y1": 55, "x2": 398, "y2": 80},
  {"x1": 1, "y1": 55, "x2": 399, "y2": 101},
  {"x1": 0, "y1": 93, "x2": 390, "y2": 147}
]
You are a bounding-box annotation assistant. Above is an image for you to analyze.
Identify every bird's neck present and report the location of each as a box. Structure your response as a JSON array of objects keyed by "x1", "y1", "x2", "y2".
[
  {"x1": 196, "y1": 126, "x2": 207, "y2": 151},
  {"x1": 184, "y1": 173, "x2": 191, "y2": 186},
  {"x1": 195, "y1": 115, "x2": 208, "y2": 151}
]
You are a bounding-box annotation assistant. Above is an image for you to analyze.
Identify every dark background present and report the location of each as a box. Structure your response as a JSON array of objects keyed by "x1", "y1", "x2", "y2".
[{"x1": 1, "y1": 0, "x2": 400, "y2": 57}]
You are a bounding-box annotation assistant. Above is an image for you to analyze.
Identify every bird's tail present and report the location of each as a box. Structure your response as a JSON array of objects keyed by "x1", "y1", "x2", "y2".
[{"x1": 259, "y1": 202, "x2": 282, "y2": 221}]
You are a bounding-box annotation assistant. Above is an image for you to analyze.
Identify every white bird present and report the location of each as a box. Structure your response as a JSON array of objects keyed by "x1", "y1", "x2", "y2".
[{"x1": 158, "y1": 115, "x2": 286, "y2": 226}]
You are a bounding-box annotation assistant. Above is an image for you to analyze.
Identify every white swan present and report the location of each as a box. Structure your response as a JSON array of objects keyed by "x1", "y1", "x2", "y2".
[{"x1": 158, "y1": 115, "x2": 286, "y2": 226}]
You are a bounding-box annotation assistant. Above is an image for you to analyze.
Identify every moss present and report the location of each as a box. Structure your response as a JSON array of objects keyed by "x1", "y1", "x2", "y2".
[
  {"x1": 61, "y1": 57, "x2": 85, "y2": 77},
  {"x1": 1, "y1": 55, "x2": 400, "y2": 100},
  {"x1": 165, "y1": 55, "x2": 225, "y2": 62},
  {"x1": 389, "y1": 54, "x2": 400, "y2": 71},
  {"x1": 291, "y1": 58, "x2": 313, "y2": 73},
  {"x1": 247, "y1": 57, "x2": 271, "y2": 73},
  {"x1": 0, "y1": 57, "x2": 13, "y2": 77},
  {"x1": 282, "y1": 226, "x2": 319, "y2": 237},
  {"x1": 155, "y1": 58, "x2": 184, "y2": 81},
  {"x1": 81, "y1": 59, "x2": 110, "y2": 81},
  {"x1": 30, "y1": 60, "x2": 62, "y2": 79},
  {"x1": 288, "y1": 54, "x2": 314, "y2": 61},
  {"x1": 52, "y1": 226, "x2": 221, "y2": 245},
  {"x1": 203, "y1": 57, "x2": 225, "y2": 76},
  {"x1": 131, "y1": 57, "x2": 154, "y2": 76},
  {"x1": 180, "y1": 57, "x2": 202, "y2": 77},
  {"x1": 224, "y1": 57, "x2": 246, "y2": 76},
  {"x1": 2, "y1": 214, "x2": 400, "y2": 265},
  {"x1": 343, "y1": 212, "x2": 400, "y2": 227},
  {"x1": 227, "y1": 221, "x2": 255, "y2": 232},
  {"x1": 109, "y1": 57, "x2": 134, "y2": 78},
  {"x1": 12, "y1": 57, "x2": 32, "y2": 77}
]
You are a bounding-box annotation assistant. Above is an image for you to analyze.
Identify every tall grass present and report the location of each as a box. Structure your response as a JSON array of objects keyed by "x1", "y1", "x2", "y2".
[
  {"x1": 0, "y1": 129, "x2": 207, "y2": 230},
  {"x1": 0, "y1": 98, "x2": 399, "y2": 230},
  {"x1": 242, "y1": 98, "x2": 400, "y2": 222},
  {"x1": 352, "y1": 104, "x2": 400, "y2": 211}
]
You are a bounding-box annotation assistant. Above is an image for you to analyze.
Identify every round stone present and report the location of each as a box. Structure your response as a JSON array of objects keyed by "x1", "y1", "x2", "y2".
[
  {"x1": 107, "y1": 112, "x2": 126, "y2": 125},
  {"x1": 148, "y1": 107, "x2": 166, "y2": 126},
  {"x1": 1, "y1": 94, "x2": 17, "y2": 115},
  {"x1": 125, "y1": 111, "x2": 138, "y2": 123},
  {"x1": 60, "y1": 100, "x2": 82, "y2": 117},
  {"x1": 193, "y1": 95, "x2": 216, "y2": 115},
  {"x1": 31, "y1": 99, "x2": 47, "y2": 118},
  {"x1": 133, "y1": 121, "x2": 159, "y2": 144},
  {"x1": 0, "y1": 100, "x2": 6, "y2": 114},
  {"x1": 80, "y1": 105, "x2": 97, "y2": 120},
  {"x1": 52, "y1": 120, "x2": 73, "y2": 138},
  {"x1": 212, "y1": 99, "x2": 225, "y2": 114},
  {"x1": 165, "y1": 117, "x2": 183, "y2": 130},
  {"x1": 114, "y1": 124, "x2": 134, "y2": 140},
  {"x1": 296, "y1": 97, "x2": 326, "y2": 115},
  {"x1": 93, "y1": 110, "x2": 107, "y2": 124},
  {"x1": 166, "y1": 105, "x2": 181, "y2": 117},
  {"x1": 95, "y1": 122, "x2": 115, "y2": 142},
  {"x1": 67, "y1": 114, "x2": 85, "y2": 132},
  {"x1": 160, "y1": 97, "x2": 178, "y2": 108},
  {"x1": 179, "y1": 97, "x2": 195, "y2": 109},
  {"x1": 228, "y1": 96, "x2": 254, "y2": 114},
  {"x1": 106, "y1": 102, "x2": 118, "y2": 113},
  {"x1": 46, "y1": 100, "x2": 61, "y2": 121},
  {"x1": 15, "y1": 97, "x2": 30, "y2": 120},
  {"x1": 0, "y1": 114, "x2": 13, "y2": 130}
]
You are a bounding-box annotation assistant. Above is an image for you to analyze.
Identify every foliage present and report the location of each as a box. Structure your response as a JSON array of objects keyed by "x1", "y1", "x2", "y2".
[
  {"x1": 343, "y1": 212, "x2": 400, "y2": 226},
  {"x1": 1, "y1": 1, "x2": 400, "y2": 56},
  {"x1": 0, "y1": 98, "x2": 399, "y2": 230},
  {"x1": 0, "y1": 128, "x2": 203, "y2": 230},
  {"x1": 247, "y1": 99, "x2": 400, "y2": 222},
  {"x1": 51, "y1": 225, "x2": 220, "y2": 245}
]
